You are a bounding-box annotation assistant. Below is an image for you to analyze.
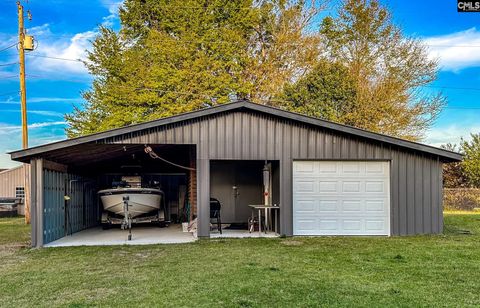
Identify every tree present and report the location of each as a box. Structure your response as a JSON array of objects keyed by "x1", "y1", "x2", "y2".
[
  {"x1": 279, "y1": 60, "x2": 357, "y2": 122},
  {"x1": 66, "y1": 0, "x2": 325, "y2": 137},
  {"x1": 244, "y1": 1, "x2": 322, "y2": 102},
  {"x1": 440, "y1": 143, "x2": 467, "y2": 188},
  {"x1": 461, "y1": 133, "x2": 480, "y2": 187},
  {"x1": 441, "y1": 135, "x2": 480, "y2": 188},
  {"x1": 319, "y1": 0, "x2": 445, "y2": 141}
]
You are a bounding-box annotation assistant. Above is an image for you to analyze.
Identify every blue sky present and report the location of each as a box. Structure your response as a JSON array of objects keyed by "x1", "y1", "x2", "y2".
[{"x1": 0, "y1": 0, "x2": 479, "y2": 168}]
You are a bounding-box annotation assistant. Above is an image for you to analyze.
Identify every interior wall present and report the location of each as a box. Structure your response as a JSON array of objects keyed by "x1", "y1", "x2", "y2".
[{"x1": 210, "y1": 160, "x2": 277, "y2": 224}]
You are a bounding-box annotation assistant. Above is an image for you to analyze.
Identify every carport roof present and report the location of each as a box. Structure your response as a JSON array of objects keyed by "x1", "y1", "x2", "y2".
[{"x1": 10, "y1": 100, "x2": 462, "y2": 162}]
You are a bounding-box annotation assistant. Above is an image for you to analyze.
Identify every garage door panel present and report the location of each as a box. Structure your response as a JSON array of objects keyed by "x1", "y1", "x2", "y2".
[
  {"x1": 293, "y1": 161, "x2": 390, "y2": 236},
  {"x1": 294, "y1": 161, "x2": 315, "y2": 173},
  {"x1": 295, "y1": 200, "x2": 316, "y2": 213},
  {"x1": 319, "y1": 181, "x2": 337, "y2": 192},
  {"x1": 295, "y1": 219, "x2": 317, "y2": 233},
  {"x1": 343, "y1": 219, "x2": 362, "y2": 231},
  {"x1": 341, "y1": 161, "x2": 363, "y2": 174},
  {"x1": 318, "y1": 200, "x2": 339, "y2": 212},
  {"x1": 342, "y1": 200, "x2": 362, "y2": 212},
  {"x1": 365, "y1": 200, "x2": 387, "y2": 212},
  {"x1": 319, "y1": 219, "x2": 339, "y2": 231},
  {"x1": 365, "y1": 219, "x2": 387, "y2": 232},
  {"x1": 318, "y1": 162, "x2": 337, "y2": 173},
  {"x1": 365, "y1": 181, "x2": 386, "y2": 193},
  {"x1": 366, "y1": 162, "x2": 387, "y2": 174},
  {"x1": 295, "y1": 180, "x2": 315, "y2": 193},
  {"x1": 342, "y1": 181, "x2": 361, "y2": 192}
]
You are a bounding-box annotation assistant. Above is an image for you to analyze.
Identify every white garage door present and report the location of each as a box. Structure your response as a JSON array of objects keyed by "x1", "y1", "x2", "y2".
[{"x1": 293, "y1": 161, "x2": 390, "y2": 236}]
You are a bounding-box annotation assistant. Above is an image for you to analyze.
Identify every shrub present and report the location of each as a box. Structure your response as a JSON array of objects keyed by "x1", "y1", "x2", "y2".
[{"x1": 443, "y1": 188, "x2": 480, "y2": 211}]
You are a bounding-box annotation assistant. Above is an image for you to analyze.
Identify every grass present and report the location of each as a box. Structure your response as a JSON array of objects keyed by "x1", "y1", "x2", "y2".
[
  {"x1": 0, "y1": 214, "x2": 480, "y2": 307},
  {"x1": 0, "y1": 217, "x2": 30, "y2": 246}
]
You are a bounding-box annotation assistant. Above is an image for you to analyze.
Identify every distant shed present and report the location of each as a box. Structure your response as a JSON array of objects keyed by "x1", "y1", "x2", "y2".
[{"x1": 0, "y1": 165, "x2": 29, "y2": 215}]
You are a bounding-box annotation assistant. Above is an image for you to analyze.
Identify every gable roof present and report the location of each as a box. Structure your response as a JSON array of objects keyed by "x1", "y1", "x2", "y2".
[{"x1": 9, "y1": 100, "x2": 462, "y2": 162}]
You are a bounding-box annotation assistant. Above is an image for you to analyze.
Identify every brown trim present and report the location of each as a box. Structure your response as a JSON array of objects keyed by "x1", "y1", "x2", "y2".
[{"x1": 43, "y1": 159, "x2": 68, "y2": 173}]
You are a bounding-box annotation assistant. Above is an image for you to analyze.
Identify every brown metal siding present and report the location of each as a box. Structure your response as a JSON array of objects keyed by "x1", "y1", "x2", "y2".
[
  {"x1": 0, "y1": 165, "x2": 29, "y2": 198},
  {"x1": 0, "y1": 165, "x2": 29, "y2": 215},
  {"x1": 91, "y1": 109, "x2": 445, "y2": 236}
]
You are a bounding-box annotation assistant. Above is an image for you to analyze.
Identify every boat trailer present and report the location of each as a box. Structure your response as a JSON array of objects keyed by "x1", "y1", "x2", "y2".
[{"x1": 101, "y1": 196, "x2": 168, "y2": 241}]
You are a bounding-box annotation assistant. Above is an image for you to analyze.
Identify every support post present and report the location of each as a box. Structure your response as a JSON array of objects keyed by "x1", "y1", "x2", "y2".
[
  {"x1": 196, "y1": 158, "x2": 210, "y2": 237},
  {"x1": 30, "y1": 158, "x2": 43, "y2": 247}
]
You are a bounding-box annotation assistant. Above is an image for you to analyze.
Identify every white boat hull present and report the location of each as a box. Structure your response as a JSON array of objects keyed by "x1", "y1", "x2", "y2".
[{"x1": 98, "y1": 188, "x2": 163, "y2": 218}]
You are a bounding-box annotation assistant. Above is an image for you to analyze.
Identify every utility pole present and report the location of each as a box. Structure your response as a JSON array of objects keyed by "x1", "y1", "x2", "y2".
[
  {"x1": 17, "y1": 1, "x2": 28, "y2": 148},
  {"x1": 17, "y1": 1, "x2": 30, "y2": 224}
]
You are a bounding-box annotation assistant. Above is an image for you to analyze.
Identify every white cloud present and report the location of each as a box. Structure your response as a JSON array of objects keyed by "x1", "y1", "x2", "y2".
[
  {"x1": 28, "y1": 24, "x2": 51, "y2": 37},
  {"x1": 101, "y1": 1, "x2": 122, "y2": 27},
  {"x1": 28, "y1": 110, "x2": 64, "y2": 117},
  {"x1": 28, "y1": 25, "x2": 96, "y2": 75},
  {"x1": 2, "y1": 109, "x2": 63, "y2": 117},
  {"x1": 424, "y1": 28, "x2": 480, "y2": 71},
  {"x1": 29, "y1": 121, "x2": 66, "y2": 128},
  {"x1": 0, "y1": 121, "x2": 66, "y2": 135},
  {"x1": 29, "y1": 97, "x2": 81, "y2": 103},
  {"x1": 0, "y1": 154, "x2": 21, "y2": 169},
  {"x1": 425, "y1": 124, "x2": 480, "y2": 147},
  {"x1": 26, "y1": 2, "x2": 122, "y2": 76}
]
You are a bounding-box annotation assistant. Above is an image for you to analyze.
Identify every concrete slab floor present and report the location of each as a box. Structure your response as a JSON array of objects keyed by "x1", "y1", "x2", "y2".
[{"x1": 45, "y1": 224, "x2": 196, "y2": 247}]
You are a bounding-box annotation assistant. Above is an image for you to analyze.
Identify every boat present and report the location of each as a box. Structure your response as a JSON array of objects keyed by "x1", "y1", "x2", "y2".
[{"x1": 98, "y1": 187, "x2": 163, "y2": 218}]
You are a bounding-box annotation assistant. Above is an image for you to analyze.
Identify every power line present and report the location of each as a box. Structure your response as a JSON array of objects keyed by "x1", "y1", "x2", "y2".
[
  {"x1": 0, "y1": 91, "x2": 19, "y2": 97},
  {"x1": 1, "y1": 75, "x2": 479, "y2": 110},
  {"x1": 0, "y1": 43, "x2": 17, "y2": 53},
  {"x1": 0, "y1": 75, "x2": 19, "y2": 79},
  {"x1": 0, "y1": 62, "x2": 19, "y2": 67},
  {"x1": 12, "y1": 57, "x2": 480, "y2": 95},
  {"x1": 25, "y1": 54, "x2": 84, "y2": 62},
  {"x1": 30, "y1": 32, "x2": 480, "y2": 49},
  {"x1": 26, "y1": 75, "x2": 91, "y2": 83},
  {"x1": 19, "y1": 76, "x2": 480, "y2": 109},
  {"x1": 80, "y1": 84, "x2": 480, "y2": 110}
]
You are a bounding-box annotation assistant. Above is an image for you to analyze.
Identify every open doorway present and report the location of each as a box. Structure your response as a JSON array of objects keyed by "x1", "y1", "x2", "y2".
[{"x1": 209, "y1": 160, "x2": 279, "y2": 237}]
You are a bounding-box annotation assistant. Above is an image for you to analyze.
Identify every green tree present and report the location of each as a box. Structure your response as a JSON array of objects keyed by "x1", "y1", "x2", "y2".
[
  {"x1": 279, "y1": 60, "x2": 357, "y2": 122},
  {"x1": 461, "y1": 133, "x2": 480, "y2": 187},
  {"x1": 440, "y1": 143, "x2": 467, "y2": 188},
  {"x1": 319, "y1": 0, "x2": 445, "y2": 141},
  {"x1": 67, "y1": 0, "x2": 255, "y2": 137},
  {"x1": 66, "y1": 0, "x2": 324, "y2": 137}
]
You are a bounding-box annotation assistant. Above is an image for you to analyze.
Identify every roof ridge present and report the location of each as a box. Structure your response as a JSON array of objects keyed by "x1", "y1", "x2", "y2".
[{"x1": 9, "y1": 100, "x2": 462, "y2": 162}]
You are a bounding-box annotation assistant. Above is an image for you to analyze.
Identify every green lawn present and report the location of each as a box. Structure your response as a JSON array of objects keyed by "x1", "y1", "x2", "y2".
[{"x1": 1, "y1": 214, "x2": 479, "y2": 307}]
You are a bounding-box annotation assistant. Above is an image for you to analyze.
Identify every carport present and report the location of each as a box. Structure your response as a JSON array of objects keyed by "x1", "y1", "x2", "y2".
[{"x1": 22, "y1": 143, "x2": 197, "y2": 247}]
